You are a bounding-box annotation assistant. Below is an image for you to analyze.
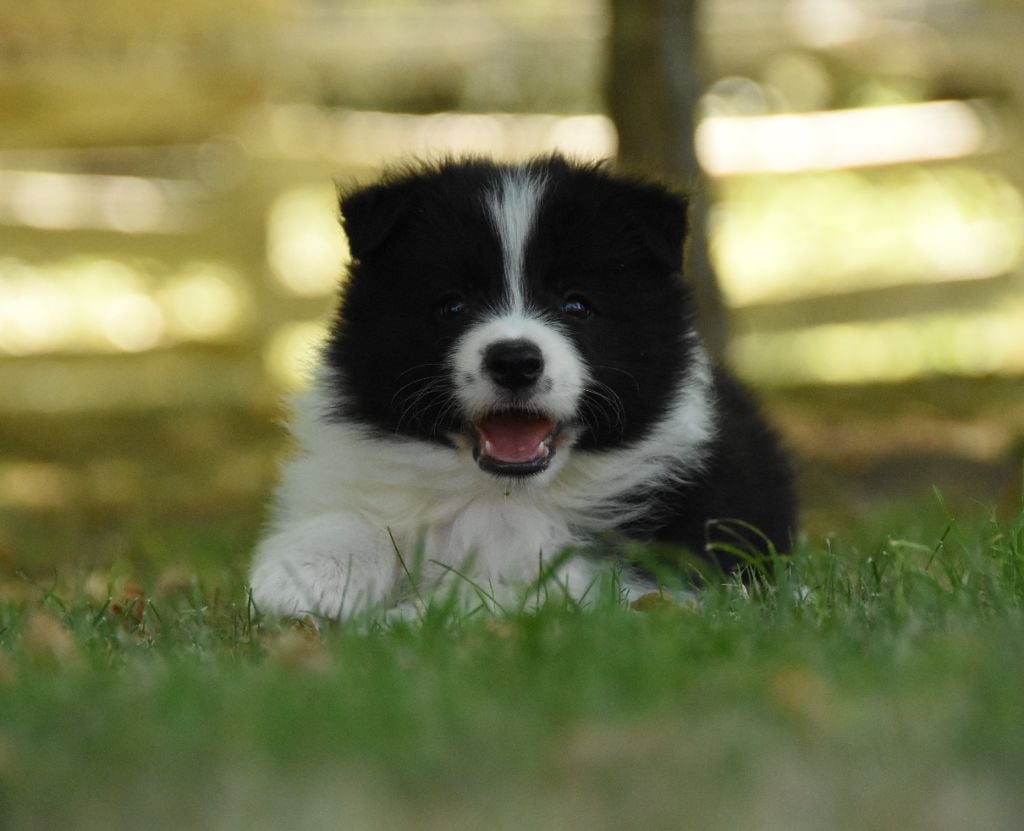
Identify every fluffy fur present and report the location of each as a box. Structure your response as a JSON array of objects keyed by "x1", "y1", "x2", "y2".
[{"x1": 250, "y1": 156, "x2": 796, "y2": 620}]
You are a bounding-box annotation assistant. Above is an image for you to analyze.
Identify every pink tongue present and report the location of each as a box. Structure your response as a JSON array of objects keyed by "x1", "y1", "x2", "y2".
[{"x1": 477, "y1": 413, "x2": 556, "y2": 463}]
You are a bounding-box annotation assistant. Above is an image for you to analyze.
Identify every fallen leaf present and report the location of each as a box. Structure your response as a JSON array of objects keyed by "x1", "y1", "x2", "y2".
[
  {"x1": 109, "y1": 580, "x2": 146, "y2": 625},
  {"x1": 155, "y1": 567, "x2": 197, "y2": 597},
  {"x1": 630, "y1": 590, "x2": 701, "y2": 613},
  {"x1": 263, "y1": 628, "x2": 332, "y2": 673},
  {"x1": 22, "y1": 611, "x2": 80, "y2": 666}
]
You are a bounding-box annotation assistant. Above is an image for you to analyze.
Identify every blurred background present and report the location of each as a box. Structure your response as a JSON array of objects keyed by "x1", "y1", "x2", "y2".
[{"x1": 1, "y1": 0, "x2": 1022, "y2": 576}]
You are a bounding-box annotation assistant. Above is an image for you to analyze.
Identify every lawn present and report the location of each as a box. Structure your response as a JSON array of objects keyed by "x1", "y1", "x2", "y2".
[{"x1": 1, "y1": 486, "x2": 1022, "y2": 830}]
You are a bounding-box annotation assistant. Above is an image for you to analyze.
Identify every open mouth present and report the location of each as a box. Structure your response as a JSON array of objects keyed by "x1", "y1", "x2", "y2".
[{"x1": 470, "y1": 411, "x2": 561, "y2": 477}]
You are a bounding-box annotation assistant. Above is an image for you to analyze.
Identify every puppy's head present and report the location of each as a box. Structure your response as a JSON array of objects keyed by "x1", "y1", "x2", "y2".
[{"x1": 325, "y1": 156, "x2": 699, "y2": 482}]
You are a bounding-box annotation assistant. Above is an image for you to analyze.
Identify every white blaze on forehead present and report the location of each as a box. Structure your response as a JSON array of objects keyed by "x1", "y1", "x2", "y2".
[{"x1": 485, "y1": 168, "x2": 546, "y2": 312}]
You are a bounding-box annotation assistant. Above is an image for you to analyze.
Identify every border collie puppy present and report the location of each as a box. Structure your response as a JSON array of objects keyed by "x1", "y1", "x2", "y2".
[{"x1": 250, "y1": 156, "x2": 796, "y2": 620}]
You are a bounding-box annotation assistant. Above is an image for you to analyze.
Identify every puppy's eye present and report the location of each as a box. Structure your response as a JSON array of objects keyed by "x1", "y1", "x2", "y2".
[
  {"x1": 437, "y1": 294, "x2": 468, "y2": 318},
  {"x1": 560, "y1": 294, "x2": 592, "y2": 319}
]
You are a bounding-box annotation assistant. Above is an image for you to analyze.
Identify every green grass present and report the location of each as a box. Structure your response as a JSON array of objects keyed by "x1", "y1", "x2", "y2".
[{"x1": 1, "y1": 498, "x2": 1023, "y2": 830}]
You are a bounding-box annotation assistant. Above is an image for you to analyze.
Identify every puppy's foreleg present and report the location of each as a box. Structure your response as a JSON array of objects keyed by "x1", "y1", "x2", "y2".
[{"x1": 249, "y1": 513, "x2": 399, "y2": 621}]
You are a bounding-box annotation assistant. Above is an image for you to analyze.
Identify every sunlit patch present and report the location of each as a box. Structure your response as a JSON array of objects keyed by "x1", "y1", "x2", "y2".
[
  {"x1": 99, "y1": 177, "x2": 168, "y2": 233},
  {"x1": 785, "y1": 0, "x2": 868, "y2": 48},
  {"x1": 254, "y1": 106, "x2": 616, "y2": 167},
  {"x1": 7, "y1": 171, "x2": 85, "y2": 231},
  {"x1": 0, "y1": 256, "x2": 250, "y2": 356},
  {"x1": 0, "y1": 462, "x2": 75, "y2": 509},
  {"x1": 160, "y1": 262, "x2": 248, "y2": 340},
  {"x1": 102, "y1": 292, "x2": 165, "y2": 352},
  {"x1": 70, "y1": 259, "x2": 157, "y2": 352},
  {"x1": 548, "y1": 115, "x2": 618, "y2": 159},
  {"x1": 760, "y1": 53, "x2": 833, "y2": 113},
  {"x1": 730, "y1": 304, "x2": 1024, "y2": 385},
  {"x1": 267, "y1": 185, "x2": 349, "y2": 297},
  {"x1": 264, "y1": 321, "x2": 329, "y2": 390},
  {"x1": 0, "y1": 267, "x2": 75, "y2": 355},
  {"x1": 0, "y1": 170, "x2": 192, "y2": 234},
  {"x1": 697, "y1": 100, "x2": 994, "y2": 176},
  {"x1": 712, "y1": 166, "x2": 1024, "y2": 306}
]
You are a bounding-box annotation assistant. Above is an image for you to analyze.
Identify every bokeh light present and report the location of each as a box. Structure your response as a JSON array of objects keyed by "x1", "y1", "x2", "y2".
[
  {"x1": 731, "y1": 303, "x2": 1024, "y2": 385},
  {"x1": 711, "y1": 166, "x2": 1024, "y2": 306},
  {"x1": 160, "y1": 263, "x2": 249, "y2": 341},
  {"x1": 0, "y1": 170, "x2": 194, "y2": 234},
  {"x1": 696, "y1": 100, "x2": 994, "y2": 176},
  {"x1": 263, "y1": 321, "x2": 329, "y2": 390},
  {"x1": 267, "y1": 185, "x2": 349, "y2": 297},
  {"x1": 0, "y1": 257, "x2": 250, "y2": 356},
  {"x1": 251, "y1": 107, "x2": 617, "y2": 167}
]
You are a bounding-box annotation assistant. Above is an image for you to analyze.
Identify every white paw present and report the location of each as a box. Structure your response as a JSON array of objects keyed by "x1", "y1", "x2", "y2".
[{"x1": 249, "y1": 513, "x2": 399, "y2": 621}]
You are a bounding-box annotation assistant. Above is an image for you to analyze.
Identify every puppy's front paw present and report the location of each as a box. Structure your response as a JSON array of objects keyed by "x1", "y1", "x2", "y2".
[{"x1": 249, "y1": 513, "x2": 397, "y2": 621}]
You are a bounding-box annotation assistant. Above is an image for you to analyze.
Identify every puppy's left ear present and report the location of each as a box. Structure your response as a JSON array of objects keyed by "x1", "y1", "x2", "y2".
[
  {"x1": 620, "y1": 180, "x2": 689, "y2": 272},
  {"x1": 339, "y1": 178, "x2": 418, "y2": 261}
]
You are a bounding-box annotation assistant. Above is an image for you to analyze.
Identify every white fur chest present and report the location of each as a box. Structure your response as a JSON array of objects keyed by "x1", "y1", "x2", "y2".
[{"x1": 416, "y1": 494, "x2": 578, "y2": 584}]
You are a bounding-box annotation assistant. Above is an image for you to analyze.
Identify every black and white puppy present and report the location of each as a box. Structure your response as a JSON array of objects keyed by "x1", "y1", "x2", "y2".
[{"x1": 250, "y1": 156, "x2": 796, "y2": 619}]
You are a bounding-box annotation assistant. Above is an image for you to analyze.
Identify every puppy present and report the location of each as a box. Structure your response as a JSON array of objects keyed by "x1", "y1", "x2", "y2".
[{"x1": 250, "y1": 156, "x2": 796, "y2": 619}]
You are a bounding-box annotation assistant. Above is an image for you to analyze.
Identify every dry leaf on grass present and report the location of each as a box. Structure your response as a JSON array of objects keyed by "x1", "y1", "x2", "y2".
[
  {"x1": 263, "y1": 619, "x2": 332, "y2": 673},
  {"x1": 108, "y1": 580, "x2": 147, "y2": 625},
  {"x1": 22, "y1": 611, "x2": 80, "y2": 666},
  {"x1": 630, "y1": 590, "x2": 701, "y2": 613}
]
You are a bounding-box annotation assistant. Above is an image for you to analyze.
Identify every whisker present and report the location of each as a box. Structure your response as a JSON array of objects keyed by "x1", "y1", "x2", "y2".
[
  {"x1": 393, "y1": 376, "x2": 452, "y2": 433},
  {"x1": 577, "y1": 379, "x2": 627, "y2": 440},
  {"x1": 592, "y1": 364, "x2": 641, "y2": 395}
]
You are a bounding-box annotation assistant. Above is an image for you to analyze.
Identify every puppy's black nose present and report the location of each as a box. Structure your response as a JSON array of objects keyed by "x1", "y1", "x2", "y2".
[{"x1": 484, "y1": 339, "x2": 544, "y2": 390}]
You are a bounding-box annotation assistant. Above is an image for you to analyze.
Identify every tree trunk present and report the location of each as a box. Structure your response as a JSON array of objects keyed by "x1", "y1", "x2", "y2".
[{"x1": 606, "y1": 0, "x2": 728, "y2": 358}]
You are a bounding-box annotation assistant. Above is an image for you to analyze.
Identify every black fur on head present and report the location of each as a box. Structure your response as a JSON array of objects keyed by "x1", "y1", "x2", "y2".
[{"x1": 324, "y1": 155, "x2": 699, "y2": 450}]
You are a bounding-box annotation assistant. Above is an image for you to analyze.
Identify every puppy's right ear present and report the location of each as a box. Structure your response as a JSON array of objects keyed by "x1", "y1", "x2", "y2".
[{"x1": 339, "y1": 178, "x2": 418, "y2": 261}]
